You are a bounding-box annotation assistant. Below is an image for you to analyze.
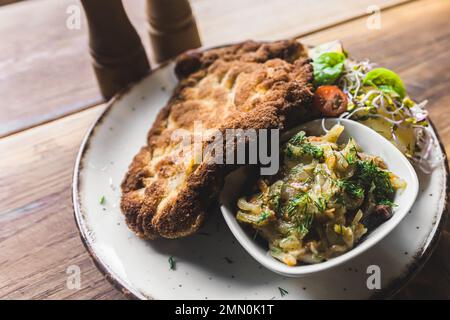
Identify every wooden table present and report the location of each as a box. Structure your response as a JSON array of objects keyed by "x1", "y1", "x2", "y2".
[{"x1": 0, "y1": 0, "x2": 449, "y2": 299}]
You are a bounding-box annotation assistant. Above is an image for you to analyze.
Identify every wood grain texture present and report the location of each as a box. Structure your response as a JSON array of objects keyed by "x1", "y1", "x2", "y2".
[
  {"x1": 0, "y1": 0, "x2": 101, "y2": 137},
  {"x1": 0, "y1": 105, "x2": 124, "y2": 299},
  {"x1": 0, "y1": 0, "x2": 409, "y2": 137},
  {"x1": 0, "y1": 0, "x2": 449, "y2": 299}
]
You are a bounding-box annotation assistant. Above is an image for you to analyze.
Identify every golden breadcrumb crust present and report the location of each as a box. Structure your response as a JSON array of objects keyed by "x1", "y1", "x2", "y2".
[{"x1": 121, "y1": 39, "x2": 315, "y2": 239}]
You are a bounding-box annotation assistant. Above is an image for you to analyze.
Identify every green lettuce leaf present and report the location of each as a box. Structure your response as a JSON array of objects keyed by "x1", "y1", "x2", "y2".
[
  {"x1": 363, "y1": 67, "x2": 406, "y2": 98},
  {"x1": 312, "y1": 52, "x2": 346, "y2": 86}
]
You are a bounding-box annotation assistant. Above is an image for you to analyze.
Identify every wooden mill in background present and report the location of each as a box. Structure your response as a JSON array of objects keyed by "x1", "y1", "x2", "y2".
[{"x1": 81, "y1": 0, "x2": 201, "y2": 99}]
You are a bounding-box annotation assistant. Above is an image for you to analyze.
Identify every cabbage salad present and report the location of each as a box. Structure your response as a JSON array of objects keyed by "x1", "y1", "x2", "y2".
[{"x1": 236, "y1": 125, "x2": 405, "y2": 266}]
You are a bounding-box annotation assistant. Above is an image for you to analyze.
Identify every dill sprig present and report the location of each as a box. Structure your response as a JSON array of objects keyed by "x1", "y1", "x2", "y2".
[
  {"x1": 168, "y1": 256, "x2": 176, "y2": 270},
  {"x1": 286, "y1": 131, "x2": 323, "y2": 160},
  {"x1": 377, "y1": 199, "x2": 397, "y2": 207},
  {"x1": 314, "y1": 196, "x2": 327, "y2": 212},
  {"x1": 278, "y1": 287, "x2": 289, "y2": 297},
  {"x1": 285, "y1": 193, "x2": 310, "y2": 216},
  {"x1": 296, "y1": 212, "x2": 314, "y2": 235},
  {"x1": 338, "y1": 179, "x2": 365, "y2": 199},
  {"x1": 354, "y1": 160, "x2": 394, "y2": 203},
  {"x1": 289, "y1": 131, "x2": 306, "y2": 146},
  {"x1": 285, "y1": 193, "x2": 314, "y2": 235},
  {"x1": 257, "y1": 210, "x2": 271, "y2": 223},
  {"x1": 301, "y1": 143, "x2": 324, "y2": 159}
]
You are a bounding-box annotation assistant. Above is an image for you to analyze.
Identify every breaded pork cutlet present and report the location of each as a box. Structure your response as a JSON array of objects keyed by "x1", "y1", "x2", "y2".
[{"x1": 121, "y1": 39, "x2": 315, "y2": 239}]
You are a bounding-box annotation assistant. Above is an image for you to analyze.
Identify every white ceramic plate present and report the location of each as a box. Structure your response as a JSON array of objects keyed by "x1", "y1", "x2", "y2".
[
  {"x1": 221, "y1": 118, "x2": 419, "y2": 277},
  {"x1": 73, "y1": 60, "x2": 448, "y2": 300}
]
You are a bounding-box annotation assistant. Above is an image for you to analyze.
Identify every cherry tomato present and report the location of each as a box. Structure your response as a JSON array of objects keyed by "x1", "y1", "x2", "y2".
[{"x1": 313, "y1": 85, "x2": 348, "y2": 117}]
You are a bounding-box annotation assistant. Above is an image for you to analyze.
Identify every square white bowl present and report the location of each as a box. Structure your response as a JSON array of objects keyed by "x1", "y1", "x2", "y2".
[{"x1": 220, "y1": 118, "x2": 419, "y2": 277}]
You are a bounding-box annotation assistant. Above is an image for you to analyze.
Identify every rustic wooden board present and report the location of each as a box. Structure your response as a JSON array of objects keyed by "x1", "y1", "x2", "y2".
[
  {"x1": 0, "y1": 0, "x2": 448, "y2": 299},
  {"x1": 0, "y1": 0, "x2": 409, "y2": 137},
  {"x1": 0, "y1": 105, "x2": 126, "y2": 299},
  {"x1": 0, "y1": 0, "x2": 100, "y2": 138}
]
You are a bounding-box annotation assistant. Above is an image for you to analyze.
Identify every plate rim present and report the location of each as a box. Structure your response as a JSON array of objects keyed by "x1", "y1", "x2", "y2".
[
  {"x1": 71, "y1": 73, "x2": 156, "y2": 300},
  {"x1": 72, "y1": 45, "x2": 449, "y2": 300}
]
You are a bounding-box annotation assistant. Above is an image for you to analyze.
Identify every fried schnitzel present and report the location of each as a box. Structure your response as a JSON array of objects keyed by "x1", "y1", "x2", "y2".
[{"x1": 121, "y1": 39, "x2": 315, "y2": 239}]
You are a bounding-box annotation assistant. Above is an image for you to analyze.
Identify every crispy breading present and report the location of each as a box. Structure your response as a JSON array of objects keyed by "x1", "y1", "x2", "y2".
[{"x1": 121, "y1": 39, "x2": 315, "y2": 239}]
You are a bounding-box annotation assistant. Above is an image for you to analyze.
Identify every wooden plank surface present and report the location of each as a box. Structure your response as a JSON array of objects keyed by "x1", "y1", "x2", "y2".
[
  {"x1": 0, "y1": 106, "x2": 127, "y2": 299},
  {"x1": 0, "y1": 0, "x2": 409, "y2": 137},
  {"x1": 0, "y1": 0, "x2": 100, "y2": 137},
  {"x1": 0, "y1": 0, "x2": 449, "y2": 299}
]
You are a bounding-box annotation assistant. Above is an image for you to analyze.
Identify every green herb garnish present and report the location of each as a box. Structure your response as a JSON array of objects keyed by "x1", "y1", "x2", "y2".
[
  {"x1": 286, "y1": 146, "x2": 294, "y2": 158},
  {"x1": 296, "y1": 212, "x2": 314, "y2": 235},
  {"x1": 285, "y1": 193, "x2": 315, "y2": 235},
  {"x1": 377, "y1": 199, "x2": 397, "y2": 207},
  {"x1": 314, "y1": 197, "x2": 327, "y2": 212},
  {"x1": 338, "y1": 180, "x2": 365, "y2": 199},
  {"x1": 168, "y1": 256, "x2": 176, "y2": 270},
  {"x1": 285, "y1": 193, "x2": 310, "y2": 216},
  {"x1": 268, "y1": 181, "x2": 283, "y2": 214},
  {"x1": 278, "y1": 287, "x2": 289, "y2": 297},
  {"x1": 346, "y1": 153, "x2": 355, "y2": 165},
  {"x1": 354, "y1": 160, "x2": 393, "y2": 203},
  {"x1": 270, "y1": 194, "x2": 281, "y2": 214},
  {"x1": 286, "y1": 142, "x2": 323, "y2": 160},
  {"x1": 99, "y1": 195, "x2": 105, "y2": 205},
  {"x1": 286, "y1": 131, "x2": 323, "y2": 159},
  {"x1": 257, "y1": 210, "x2": 271, "y2": 223},
  {"x1": 289, "y1": 131, "x2": 306, "y2": 146},
  {"x1": 301, "y1": 143, "x2": 324, "y2": 159}
]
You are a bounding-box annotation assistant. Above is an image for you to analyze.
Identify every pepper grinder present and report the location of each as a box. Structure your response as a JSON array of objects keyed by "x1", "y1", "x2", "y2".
[
  {"x1": 81, "y1": 0, "x2": 150, "y2": 99},
  {"x1": 147, "y1": 0, "x2": 202, "y2": 63}
]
